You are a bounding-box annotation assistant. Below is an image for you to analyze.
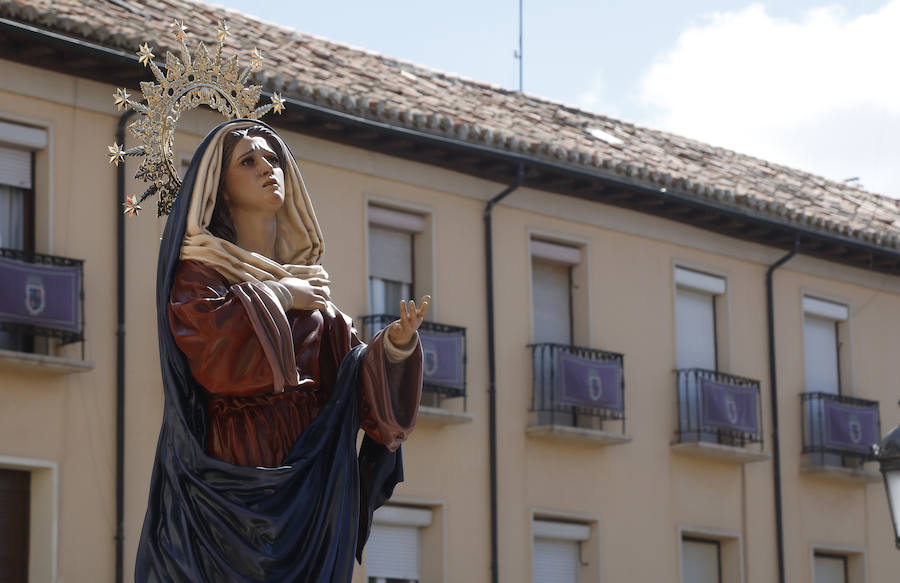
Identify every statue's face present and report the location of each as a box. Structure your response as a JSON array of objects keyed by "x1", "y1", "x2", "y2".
[{"x1": 221, "y1": 135, "x2": 285, "y2": 212}]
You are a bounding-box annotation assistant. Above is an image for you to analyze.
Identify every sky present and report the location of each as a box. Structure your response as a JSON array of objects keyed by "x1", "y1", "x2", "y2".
[{"x1": 209, "y1": 0, "x2": 900, "y2": 198}]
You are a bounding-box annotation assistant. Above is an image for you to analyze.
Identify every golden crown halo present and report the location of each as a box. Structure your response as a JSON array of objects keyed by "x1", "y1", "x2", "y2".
[{"x1": 108, "y1": 19, "x2": 286, "y2": 216}]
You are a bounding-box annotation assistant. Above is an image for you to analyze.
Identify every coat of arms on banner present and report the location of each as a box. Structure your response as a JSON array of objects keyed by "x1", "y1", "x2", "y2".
[
  {"x1": 424, "y1": 345, "x2": 439, "y2": 376},
  {"x1": 725, "y1": 394, "x2": 739, "y2": 424},
  {"x1": 588, "y1": 371, "x2": 604, "y2": 401},
  {"x1": 25, "y1": 275, "x2": 46, "y2": 316},
  {"x1": 849, "y1": 414, "x2": 863, "y2": 444}
]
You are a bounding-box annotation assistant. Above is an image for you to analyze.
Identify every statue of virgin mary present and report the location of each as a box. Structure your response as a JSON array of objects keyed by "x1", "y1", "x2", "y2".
[{"x1": 135, "y1": 118, "x2": 427, "y2": 582}]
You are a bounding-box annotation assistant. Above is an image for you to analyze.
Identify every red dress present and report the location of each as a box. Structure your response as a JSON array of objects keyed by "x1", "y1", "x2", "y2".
[{"x1": 168, "y1": 260, "x2": 422, "y2": 467}]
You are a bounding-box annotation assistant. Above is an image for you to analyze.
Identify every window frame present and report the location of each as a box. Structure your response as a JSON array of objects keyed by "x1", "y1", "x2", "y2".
[
  {"x1": 673, "y1": 264, "x2": 729, "y2": 373},
  {"x1": 365, "y1": 199, "x2": 433, "y2": 319},
  {"x1": 527, "y1": 231, "x2": 591, "y2": 348},
  {"x1": 530, "y1": 509, "x2": 600, "y2": 583}
]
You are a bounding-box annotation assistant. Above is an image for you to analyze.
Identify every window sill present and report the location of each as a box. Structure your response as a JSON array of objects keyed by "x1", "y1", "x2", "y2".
[
  {"x1": 526, "y1": 424, "x2": 632, "y2": 446},
  {"x1": 0, "y1": 349, "x2": 95, "y2": 374},
  {"x1": 800, "y1": 463, "x2": 882, "y2": 483},
  {"x1": 671, "y1": 441, "x2": 770, "y2": 463},
  {"x1": 417, "y1": 406, "x2": 473, "y2": 426}
]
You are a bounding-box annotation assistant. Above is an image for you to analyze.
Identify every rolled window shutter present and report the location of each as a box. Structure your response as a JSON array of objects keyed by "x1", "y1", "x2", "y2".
[
  {"x1": 365, "y1": 523, "x2": 421, "y2": 581},
  {"x1": 369, "y1": 226, "x2": 413, "y2": 283},
  {"x1": 533, "y1": 538, "x2": 579, "y2": 583},
  {"x1": 369, "y1": 205, "x2": 425, "y2": 233},
  {"x1": 0, "y1": 146, "x2": 31, "y2": 189}
]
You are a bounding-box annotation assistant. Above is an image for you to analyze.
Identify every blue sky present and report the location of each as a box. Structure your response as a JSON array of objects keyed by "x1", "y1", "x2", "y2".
[{"x1": 210, "y1": 0, "x2": 900, "y2": 197}]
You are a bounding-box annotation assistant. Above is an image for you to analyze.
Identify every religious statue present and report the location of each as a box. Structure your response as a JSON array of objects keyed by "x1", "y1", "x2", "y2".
[{"x1": 110, "y1": 21, "x2": 428, "y2": 582}]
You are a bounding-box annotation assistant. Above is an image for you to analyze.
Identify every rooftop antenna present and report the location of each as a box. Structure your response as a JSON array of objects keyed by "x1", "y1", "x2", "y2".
[{"x1": 514, "y1": 0, "x2": 523, "y2": 92}]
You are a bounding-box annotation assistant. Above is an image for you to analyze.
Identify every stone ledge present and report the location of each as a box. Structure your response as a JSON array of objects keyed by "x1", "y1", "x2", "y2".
[
  {"x1": 0, "y1": 349, "x2": 94, "y2": 374},
  {"x1": 417, "y1": 406, "x2": 473, "y2": 426},
  {"x1": 800, "y1": 463, "x2": 882, "y2": 483},
  {"x1": 526, "y1": 424, "x2": 632, "y2": 446},
  {"x1": 671, "y1": 441, "x2": 770, "y2": 463}
]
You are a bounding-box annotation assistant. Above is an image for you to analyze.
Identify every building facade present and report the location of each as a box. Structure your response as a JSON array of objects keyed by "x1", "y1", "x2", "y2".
[{"x1": 0, "y1": 1, "x2": 899, "y2": 582}]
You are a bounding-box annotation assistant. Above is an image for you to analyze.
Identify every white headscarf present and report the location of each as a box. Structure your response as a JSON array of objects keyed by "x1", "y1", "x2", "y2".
[{"x1": 179, "y1": 120, "x2": 327, "y2": 284}]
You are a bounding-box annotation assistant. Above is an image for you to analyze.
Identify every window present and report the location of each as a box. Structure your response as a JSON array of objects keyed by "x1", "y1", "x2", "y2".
[
  {"x1": 674, "y1": 267, "x2": 726, "y2": 371},
  {"x1": 802, "y1": 296, "x2": 852, "y2": 467},
  {"x1": 532, "y1": 519, "x2": 591, "y2": 583},
  {"x1": 681, "y1": 537, "x2": 721, "y2": 583},
  {"x1": 530, "y1": 239, "x2": 581, "y2": 345},
  {"x1": 366, "y1": 505, "x2": 433, "y2": 583},
  {"x1": 367, "y1": 205, "x2": 426, "y2": 315},
  {"x1": 814, "y1": 553, "x2": 847, "y2": 583},
  {"x1": 802, "y1": 297, "x2": 848, "y2": 395},
  {"x1": 0, "y1": 469, "x2": 29, "y2": 582},
  {"x1": 0, "y1": 121, "x2": 46, "y2": 352}
]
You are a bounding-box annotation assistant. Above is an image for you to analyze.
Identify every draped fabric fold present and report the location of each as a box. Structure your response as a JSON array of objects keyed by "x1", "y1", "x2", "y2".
[{"x1": 136, "y1": 120, "x2": 409, "y2": 582}]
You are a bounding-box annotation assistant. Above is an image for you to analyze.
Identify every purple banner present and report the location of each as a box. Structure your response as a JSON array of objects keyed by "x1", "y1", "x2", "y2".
[
  {"x1": 555, "y1": 351, "x2": 623, "y2": 412},
  {"x1": 419, "y1": 330, "x2": 464, "y2": 390},
  {"x1": 823, "y1": 400, "x2": 879, "y2": 454},
  {"x1": 0, "y1": 257, "x2": 81, "y2": 333},
  {"x1": 700, "y1": 378, "x2": 760, "y2": 435}
]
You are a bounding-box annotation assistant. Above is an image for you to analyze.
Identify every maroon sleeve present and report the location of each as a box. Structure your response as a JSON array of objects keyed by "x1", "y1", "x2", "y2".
[
  {"x1": 168, "y1": 260, "x2": 300, "y2": 396},
  {"x1": 357, "y1": 329, "x2": 423, "y2": 451}
]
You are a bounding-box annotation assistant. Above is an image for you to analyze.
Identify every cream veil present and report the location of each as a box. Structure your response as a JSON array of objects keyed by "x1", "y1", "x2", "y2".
[{"x1": 179, "y1": 120, "x2": 326, "y2": 284}]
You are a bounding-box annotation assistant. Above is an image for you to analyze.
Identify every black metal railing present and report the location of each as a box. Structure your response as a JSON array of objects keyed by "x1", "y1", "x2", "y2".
[
  {"x1": 0, "y1": 248, "x2": 85, "y2": 357},
  {"x1": 675, "y1": 369, "x2": 763, "y2": 450},
  {"x1": 358, "y1": 314, "x2": 467, "y2": 410},
  {"x1": 801, "y1": 392, "x2": 880, "y2": 463},
  {"x1": 528, "y1": 343, "x2": 626, "y2": 433}
]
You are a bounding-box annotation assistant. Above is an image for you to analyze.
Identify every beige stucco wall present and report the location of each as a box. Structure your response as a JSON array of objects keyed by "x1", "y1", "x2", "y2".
[{"x1": 2, "y1": 56, "x2": 900, "y2": 583}]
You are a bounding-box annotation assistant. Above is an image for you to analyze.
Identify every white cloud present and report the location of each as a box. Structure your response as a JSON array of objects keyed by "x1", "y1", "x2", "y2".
[{"x1": 638, "y1": 1, "x2": 900, "y2": 197}]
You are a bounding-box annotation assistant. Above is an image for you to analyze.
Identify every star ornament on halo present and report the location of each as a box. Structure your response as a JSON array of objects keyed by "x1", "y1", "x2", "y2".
[
  {"x1": 216, "y1": 21, "x2": 230, "y2": 44},
  {"x1": 271, "y1": 92, "x2": 286, "y2": 114},
  {"x1": 170, "y1": 19, "x2": 188, "y2": 41},
  {"x1": 113, "y1": 88, "x2": 131, "y2": 111},
  {"x1": 137, "y1": 43, "x2": 155, "y2": 67},
  {"x1": 107, "y1": 143, "x2": 126, "y2": 166},
  {"x1": 250, "y1": 48, "x2": 264, "y2": 70},
  {"x1": 122, "y1": 196, "x2": 142, "y2": 216}
]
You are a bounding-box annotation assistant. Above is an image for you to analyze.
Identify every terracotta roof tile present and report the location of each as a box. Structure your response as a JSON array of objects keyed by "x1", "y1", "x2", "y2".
[{"x1": 4, "y1": 0, "x2": 900, "y2": 252}]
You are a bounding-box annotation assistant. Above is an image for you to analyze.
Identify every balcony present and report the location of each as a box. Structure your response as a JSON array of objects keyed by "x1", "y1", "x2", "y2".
[
  {"x1": 801, "y1": 392, "x2": 882, "y2": 482},
  {"x1": 526, "y1": 343, "x2": 631, "y2": 446},
  {"x1": 671, "y1": 369, "x2": 768, "y2": 462},
  {"x1": 0, "y1": 248, "x2": 90, "y2": 373},
  {"x1": 358, "y1": 314, "x2": 470, "y2": 425}
]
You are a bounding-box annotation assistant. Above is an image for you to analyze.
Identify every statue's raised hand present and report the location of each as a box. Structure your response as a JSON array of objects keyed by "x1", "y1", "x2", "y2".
[{"x1": 388, "y1": 296, "x2": 431, "y2": 347}]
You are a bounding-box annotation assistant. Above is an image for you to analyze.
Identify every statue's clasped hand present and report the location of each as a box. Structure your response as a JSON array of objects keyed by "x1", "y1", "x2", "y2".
[
  {"x1": 389, "y1": 296, "x2": 431, "y2": 347},
  {"x1": 280, "y1": 276, "x2": 332, "y2": 311}
]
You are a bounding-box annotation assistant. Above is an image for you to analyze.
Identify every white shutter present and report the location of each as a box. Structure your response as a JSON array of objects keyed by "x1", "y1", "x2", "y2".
[
  {"x1": 369, "y1": 206, "x2": 425, "y2": 233},
  {"x1": 675, "y1": 287, "x2": 716, "y2": 370},
  {"x1": 0, "y1": 146, "x2": 31, "y2": 189},
  {"x1": 530, "y1": 240, "x2": 581, "y2": 265},
  {"x1": 675, "y1": 267, "x2": 725, "y2": 295},
  {"x1": 366, "y1": 523, "x2": 421, "y2": 581},
  {"x1": 369, "y1": 226, "x2": 413, "y2": 283},
  {"x1": 814, "y1": 555, "x2": 846, "y2": 583},
  {"x1": 531, "y1": 259, "x2": 571, "y2": 344},
  {"x1": 533, "y1": 538, "x2": 579, "y2": 583},
  {"x1": 681, "y1": 539, "x2": 719, "y2": 583},
  {"x1": 803, "y1": 314, "x2": 839, "y2": 394},
  {"x1": 803, "y1": 297, "x2": 848, "y2": 321}
]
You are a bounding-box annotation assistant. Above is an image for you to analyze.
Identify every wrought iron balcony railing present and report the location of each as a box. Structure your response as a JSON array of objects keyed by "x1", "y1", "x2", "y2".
[
  {"x1": 801, "y1": 392, "x2": 880, "y2": 463},
  {"x1": 0, "y1": 247, "x2": 84, "y2": 356},
  {"x1": 528, "y1": 343, "x2": 626, "y2": 432},
  {"x1": 676, "y1": 369, "x2": 763, "y2": 450},
  {"x1": 358, "y1": 314, "x2": 467, "y2": 410}
]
